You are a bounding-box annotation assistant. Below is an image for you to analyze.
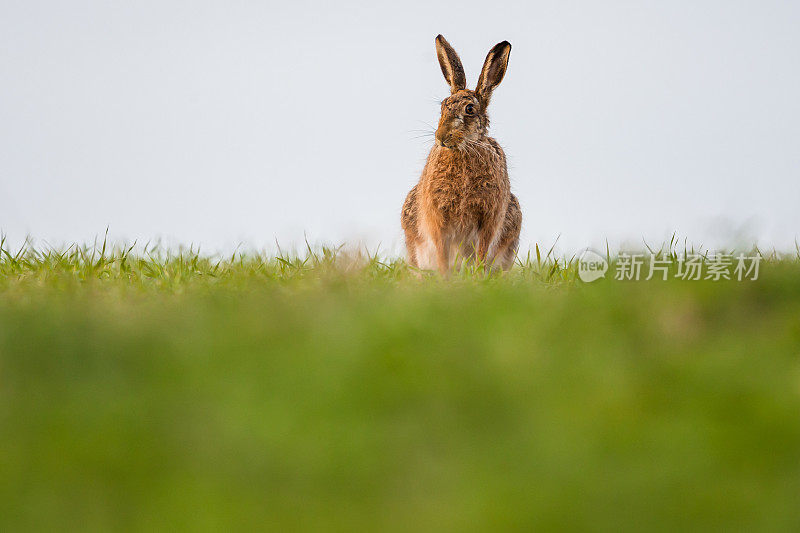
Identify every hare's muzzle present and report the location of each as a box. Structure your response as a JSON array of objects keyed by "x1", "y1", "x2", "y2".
[{"x1": 435, "y1": 128, "x2": 457, "y2": 149}]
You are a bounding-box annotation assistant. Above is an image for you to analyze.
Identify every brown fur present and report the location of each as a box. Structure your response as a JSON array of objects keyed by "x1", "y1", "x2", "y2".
[{"x1": 401, "y1": 36, "x2": 521, "y2": 275}]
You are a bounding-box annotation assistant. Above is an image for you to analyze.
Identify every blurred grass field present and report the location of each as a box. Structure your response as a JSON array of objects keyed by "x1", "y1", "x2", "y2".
[{"x1": 1, "y1": 240, "x2": 800, "y2": 531}]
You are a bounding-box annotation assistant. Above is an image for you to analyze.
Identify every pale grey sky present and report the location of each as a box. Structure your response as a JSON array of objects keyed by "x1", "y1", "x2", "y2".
[{"x1": 1, "y1": 0, "x2": 798, "y2": 254}]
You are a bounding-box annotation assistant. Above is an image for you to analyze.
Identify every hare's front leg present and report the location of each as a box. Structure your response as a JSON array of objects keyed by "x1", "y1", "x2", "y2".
[
  {"x1": 432, "y1": 228, "x2": 452, "y2": 277},
  {"x1": 420, "y1": 199, "x2": 452, "y2": 276},
  {"x1": 476, "y1": 212, "x2": 502, "y2": 268}
]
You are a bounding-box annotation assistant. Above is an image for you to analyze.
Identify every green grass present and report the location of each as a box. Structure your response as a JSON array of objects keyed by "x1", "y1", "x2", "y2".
[{"x1": 2, "y1": 239, "x2": 800, "y2": 531}]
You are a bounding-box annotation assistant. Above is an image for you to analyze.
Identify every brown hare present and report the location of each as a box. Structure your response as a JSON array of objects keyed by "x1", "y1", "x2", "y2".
[{"x1": 402, "y1": 35, "x2": 521, "y2": 275}]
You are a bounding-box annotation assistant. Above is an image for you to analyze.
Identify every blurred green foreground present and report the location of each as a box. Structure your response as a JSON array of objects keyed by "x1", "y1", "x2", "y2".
[{"x1": 1, "y1": 249, "x2": 800, "y2": 531}]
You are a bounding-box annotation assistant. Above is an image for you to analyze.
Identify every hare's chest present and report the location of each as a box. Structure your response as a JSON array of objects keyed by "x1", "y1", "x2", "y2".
[{"x1": 428, "y1": 172, "x2": 500, "y2": 222}]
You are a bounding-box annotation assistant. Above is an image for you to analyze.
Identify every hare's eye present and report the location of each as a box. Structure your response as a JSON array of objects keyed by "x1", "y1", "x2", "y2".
[{"x1": 465, "y1": 104, "x2": 475, "y2": 115}]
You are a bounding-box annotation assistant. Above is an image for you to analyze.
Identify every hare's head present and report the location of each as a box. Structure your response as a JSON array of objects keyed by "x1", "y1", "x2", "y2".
[{"x1": 433, "y1": 35, "x2": 511, "y2": 150}]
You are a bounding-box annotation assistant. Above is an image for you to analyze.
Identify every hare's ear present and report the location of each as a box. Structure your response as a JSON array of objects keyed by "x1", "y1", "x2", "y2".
[
  {"x1": 476, "y1": 40, "x2": 511, "y2": 107},
  {"x1": 435, "y1": 35, "x2": 466, "y2": 94}
]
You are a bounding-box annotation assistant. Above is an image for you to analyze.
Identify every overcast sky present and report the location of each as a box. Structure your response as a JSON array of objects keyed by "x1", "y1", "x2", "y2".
[{"x1": 1, "y1": 0, "x2": 798, "y2": 255}]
